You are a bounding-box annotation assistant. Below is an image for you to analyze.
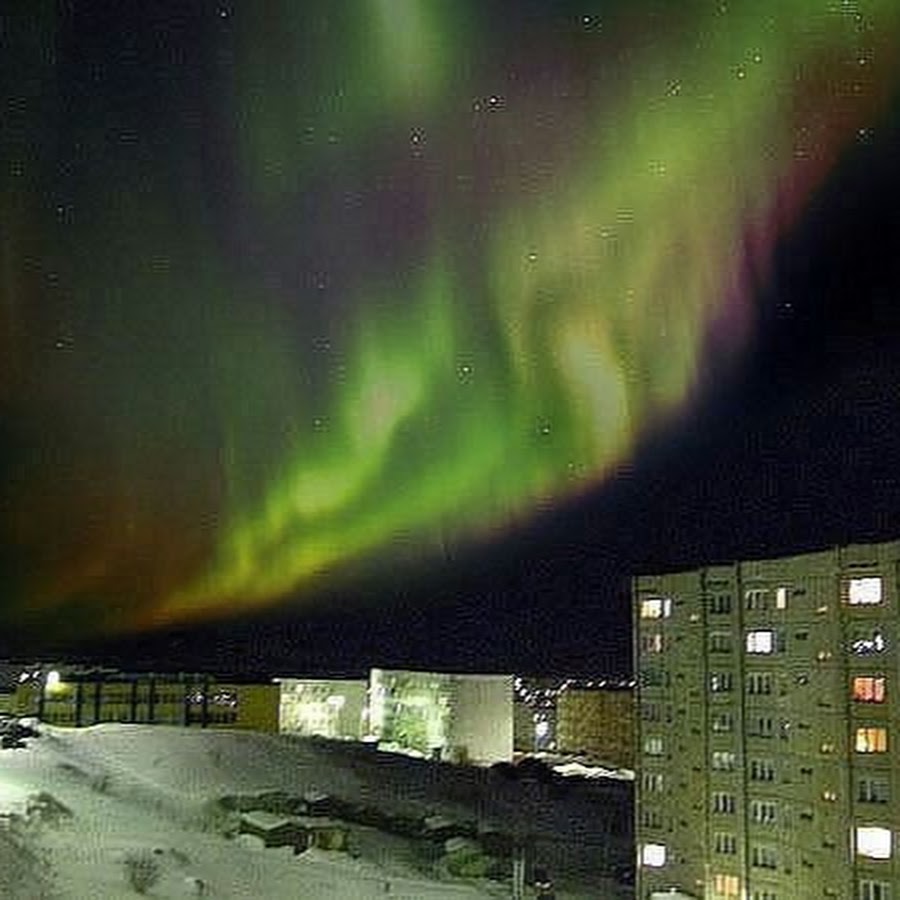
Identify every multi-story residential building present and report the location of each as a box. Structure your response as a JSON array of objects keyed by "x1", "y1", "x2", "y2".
[{"x1": 634, "y1": 540, "x2": 899, "y2": 900}]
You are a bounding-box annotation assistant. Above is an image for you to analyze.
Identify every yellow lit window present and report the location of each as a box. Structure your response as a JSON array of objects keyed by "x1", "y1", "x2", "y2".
[
  {"x1": 856, "y1": 727, "x2": 888, "y2": 753},
  {"x1": 712, "y1": 873, "x2": 740, "y2": 898},
  {"x1": 640, "y1": 597, "x2": 672, "y2": 619}
]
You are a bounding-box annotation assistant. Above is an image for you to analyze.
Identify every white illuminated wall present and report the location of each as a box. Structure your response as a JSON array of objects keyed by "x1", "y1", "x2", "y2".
[
  {"x1": 277, "y1": 679, "x2": 368, "y2": 739},
  {"x1": 447, "y1": 675, "x2": 514, "y2": 764},
  {"x1": 277, "y1": 670, "x2": 514, "y2": 763}
]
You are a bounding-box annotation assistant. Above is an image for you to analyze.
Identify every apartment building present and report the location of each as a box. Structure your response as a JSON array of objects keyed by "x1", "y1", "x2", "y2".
[{"x1": 634, "y1": 540, "x2": 899, "y2": 900}]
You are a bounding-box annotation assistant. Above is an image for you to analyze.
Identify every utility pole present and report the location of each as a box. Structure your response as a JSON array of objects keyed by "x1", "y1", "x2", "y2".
[{"x1": 511, "y1": 840, "x2": 526, "y2": 900}]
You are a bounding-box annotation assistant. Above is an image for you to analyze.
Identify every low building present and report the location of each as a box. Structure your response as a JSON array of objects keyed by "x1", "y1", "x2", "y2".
[
  {"x1": 369, "y1": 669, "x2": 513, "y2": 763},
  {"x1": 14, "y1": 668, "x2": 279, "y2": 731},
  {"x1": 276, "y1": 678, "x2": 367, "y2": 740},
  {"x1": 555, "y1": 683, "x2": 635, "y2": 768}
]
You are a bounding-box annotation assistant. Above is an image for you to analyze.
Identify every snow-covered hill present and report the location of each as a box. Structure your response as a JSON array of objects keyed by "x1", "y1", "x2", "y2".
[{"x1": 0, "y1": 724, "x2": 631, "y2": 898}]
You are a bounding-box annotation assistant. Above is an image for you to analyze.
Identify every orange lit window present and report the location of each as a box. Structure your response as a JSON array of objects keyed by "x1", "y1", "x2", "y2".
[
  {"x1": 853, "y1": 676, "x2": 886, "y2": 703},
  {"x1": 856, "y1": 727, "x2": 888, "y2": 753}
]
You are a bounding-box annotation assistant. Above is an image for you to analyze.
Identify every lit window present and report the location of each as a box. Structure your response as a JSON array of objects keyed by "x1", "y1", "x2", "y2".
[
  {"x1": 710, "y1": 672, "x2": 734, "y2": 693},
  {"x1": 848, "y1": 577, "x2": 883, "y2": 605},
  {"x1": 853, "y1": 676, "x2": 886, "y2": 703},
  {"x1": 640, "y1": 597, "x2": 672, "y2": 619},
  {"x1": 856, "y1": 826, "x2": 892, "y2": 860},
  {"x1": 856, "y1": 727, "x2": 888, "y2": 753},
  {"x1": 858, "y1": 879, "x2": 891, "y2": 900},
  {"x1": 641, "y1": 843, "x2": 666, "y2": 867},
  {"x1": 641, "y1": 633, "x2": 663, "y2": 654},
  {"x1": 644, "y1": 736, "x2": 664, "y2": 756},
  {"x1": 746, "y1": 630, "x2": 775, "y2": 654},
  {"x1": 712, "y1": 873, "x2": 740, "y2": 899},
  {"x1": 775, "y1": 587, "x2": 788, "y2": 609},
  {"x1": 712, "y1": 751, "x2": 737, "y2": 771}
]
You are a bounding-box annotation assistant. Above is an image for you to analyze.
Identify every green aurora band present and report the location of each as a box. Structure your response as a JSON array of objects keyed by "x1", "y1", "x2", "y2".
[
  {"x1": 159, "y1": 0, "x2": 900, "y2": 625},
  {"x1": 2, "y1": 0, "x2": 899, "y2": 636}
]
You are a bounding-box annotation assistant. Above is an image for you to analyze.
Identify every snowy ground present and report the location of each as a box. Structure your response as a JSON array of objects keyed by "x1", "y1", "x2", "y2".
[{"x1": 0, "y1": 725, "x2": 632, "y2": 899}]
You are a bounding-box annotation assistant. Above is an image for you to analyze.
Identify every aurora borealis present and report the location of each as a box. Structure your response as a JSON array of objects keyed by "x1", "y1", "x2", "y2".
[{"x1": 2, "y1": 1, "x2": 900, "y2": 643}]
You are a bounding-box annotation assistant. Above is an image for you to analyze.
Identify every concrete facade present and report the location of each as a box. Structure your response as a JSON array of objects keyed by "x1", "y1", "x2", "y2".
[{"x1": 634, "y1": 539, "x2": 900, "y2": 900}]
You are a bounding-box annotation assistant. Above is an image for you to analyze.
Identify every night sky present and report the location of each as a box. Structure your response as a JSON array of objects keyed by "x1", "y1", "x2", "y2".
[{"x1": 2, "y1": 1, "x2": 900, "y2": 675}]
